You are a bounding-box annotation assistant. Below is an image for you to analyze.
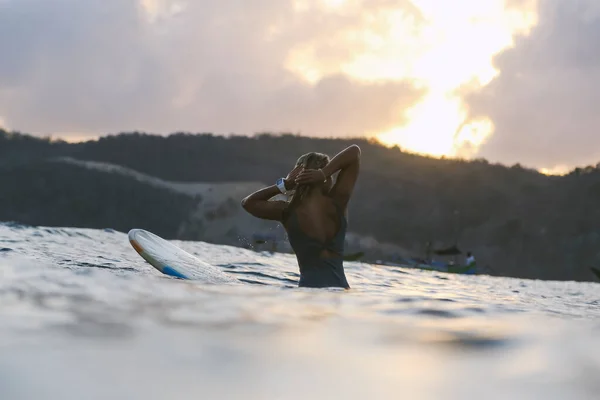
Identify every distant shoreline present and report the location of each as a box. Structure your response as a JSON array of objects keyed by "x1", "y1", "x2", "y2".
[{"x1": 2, "y1": 130, "x2": 600, "y2": 282}]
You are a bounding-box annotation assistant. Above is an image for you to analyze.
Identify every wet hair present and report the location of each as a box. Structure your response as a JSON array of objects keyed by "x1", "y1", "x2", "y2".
[{"x1": 284, "y1": 152, "x2": 330, "y2": 218}]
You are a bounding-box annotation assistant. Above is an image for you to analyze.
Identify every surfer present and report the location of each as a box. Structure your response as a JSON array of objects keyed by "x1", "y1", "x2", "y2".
[
  {"x1": 241, "y1": 144, "x2": 361, "y2": 289},
  {"x1": 465, "y1": 252, "x2": 476, "y2": 267}
]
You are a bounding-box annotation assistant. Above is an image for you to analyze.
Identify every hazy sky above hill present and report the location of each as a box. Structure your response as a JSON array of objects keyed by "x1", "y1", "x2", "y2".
[{"x1": 1, "y1": 0, "x2": 599, "y2": 172}]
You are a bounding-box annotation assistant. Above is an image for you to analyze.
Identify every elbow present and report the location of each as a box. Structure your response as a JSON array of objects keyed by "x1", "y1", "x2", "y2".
[
  {"x1": 241, "y1": 197, "x2": 259, "y2": 216},
  {"x1": 350, "y1": 144, "x2": 361, "y2": 160},
  {"x1": 241, "y1": 197, "x2": 250, "y2": 211}
]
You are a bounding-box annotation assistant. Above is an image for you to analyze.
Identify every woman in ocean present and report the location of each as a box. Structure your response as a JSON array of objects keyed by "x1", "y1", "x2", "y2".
[{"x1": 241, "y1": 144, "x2": 361, "y2": 289}]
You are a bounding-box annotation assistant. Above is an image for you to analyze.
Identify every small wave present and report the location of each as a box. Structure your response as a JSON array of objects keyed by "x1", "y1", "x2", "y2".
[
  {"x1": 0, "y1": 221, "x2": 32, "y2": 229},
  {"x1": 463, "y1": 307, "x2": 487, "y2": 314},
  {"x1": 415, "y1": 308, "x2": 461, "y2": 319},
  {"x1": 57, "y1": 261, "x2": 137, "y2": 273},
  {"x1": 388, "y1": 268, "x2": 410, "y2": 275},
  {"x1": 393, "y1": 296, "x2": 428, "y2": 303},
  {"x1": 237, "y1": 279, "x2": 269, "y2": 285},
  {"x1": 423, "y1": 331, "x2": 512, "y2": 350},
  {"x1": 226, "y1": 269, "x2": 297, "y2": 285}
]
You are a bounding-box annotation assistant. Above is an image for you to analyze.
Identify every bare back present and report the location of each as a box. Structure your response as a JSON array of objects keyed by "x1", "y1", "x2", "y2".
[
  {"x1": 282, "y1": 194, "x2": 349, "y2": 288},
  {"x1": 288, "y1": 195, "x2": 342, "y2": 247}
]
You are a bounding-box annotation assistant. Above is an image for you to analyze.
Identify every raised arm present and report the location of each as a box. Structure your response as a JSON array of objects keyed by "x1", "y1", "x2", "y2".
[
  {"x1": 295, "y1": 144, "x2": 361, "y2": 209},
  {"x1": 241, "y1": 166, "x2": 302, "y2": 221},
  {"x1": 240, "y1": 185, "x2": 287, "y2": 221},
  {"x1": 324, "y1": 145, "x2": 361, "y2": 208}
]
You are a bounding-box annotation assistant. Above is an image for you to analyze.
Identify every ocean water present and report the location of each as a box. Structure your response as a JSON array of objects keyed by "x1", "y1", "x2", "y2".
[{"x1": 0, "y1": 223, "x2": 599, "y2": 400}]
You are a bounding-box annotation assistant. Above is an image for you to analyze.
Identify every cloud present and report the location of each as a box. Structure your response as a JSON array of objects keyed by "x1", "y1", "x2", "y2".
[
  {"x1": 0, "y1": 0, "x2": 423, "y2": 139},
  {"x1": 465, "y1": 0, "x2": 600, "y2": 169}
]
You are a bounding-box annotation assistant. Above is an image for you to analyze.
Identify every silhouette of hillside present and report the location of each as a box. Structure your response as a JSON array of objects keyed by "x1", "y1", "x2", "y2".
[
  {"x1": 2, "y1": 128, "x2": 600, "y2": 282},
  {"x1": 0, "y1": 157, "x2": 197, "y2": 238}
]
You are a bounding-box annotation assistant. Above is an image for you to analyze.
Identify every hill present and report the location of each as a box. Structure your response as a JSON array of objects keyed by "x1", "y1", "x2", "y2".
[{"x1": 2, "y1": 129, "x2": 600, "y2": 282}]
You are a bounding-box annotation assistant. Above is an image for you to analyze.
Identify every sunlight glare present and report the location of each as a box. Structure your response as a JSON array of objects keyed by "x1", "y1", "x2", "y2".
[
  {"x1": 377, "y1": 94, "x2": 462, "y2": 157},
  {"x1": 454, "y1": 118, "x2": 494, "y2": 158},
  {"x1": 321, "y1": 0, "x2": 347, "y2": 9},
  {"x1": 139, "y1": 0, "x2": 183, "y2": 23},
  {"x1": 360, "y1": 0, "x2": 538, "y2": 157},
  {"x1": 539, "y1": 165, "x2": 571, "y2": 176},
  {"x1": 286, "y1": 0, "x2": 539, "y2": 159}
]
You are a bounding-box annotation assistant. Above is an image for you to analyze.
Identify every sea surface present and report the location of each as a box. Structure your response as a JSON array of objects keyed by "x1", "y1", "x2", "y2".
[{"x1": 0, "y1": 223, "x2": 599, "y2": 400}]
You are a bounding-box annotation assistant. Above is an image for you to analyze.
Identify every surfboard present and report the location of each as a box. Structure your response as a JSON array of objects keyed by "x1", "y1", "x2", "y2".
[{"x1": 128, "y1": 229, "x2": 238, "y2": 284}]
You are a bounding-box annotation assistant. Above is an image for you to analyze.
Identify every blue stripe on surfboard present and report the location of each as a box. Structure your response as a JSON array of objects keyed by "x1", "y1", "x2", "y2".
[{"x1": 163, "y1": 266, "x2": 190, "y2": 280}]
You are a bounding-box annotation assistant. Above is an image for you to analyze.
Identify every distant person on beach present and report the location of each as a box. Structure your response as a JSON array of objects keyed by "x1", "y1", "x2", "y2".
[
  {"x1": 466, "y1": 252, "x2": 476, "y2": 267},
  {"x1": 241, "y1": 145, "x2": 361, "y2": 289}
]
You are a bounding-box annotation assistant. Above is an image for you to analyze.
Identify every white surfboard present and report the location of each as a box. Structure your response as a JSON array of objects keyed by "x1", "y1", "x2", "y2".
[{"x1": 128, "y1": 229, "x2": 238, "y2": 284}]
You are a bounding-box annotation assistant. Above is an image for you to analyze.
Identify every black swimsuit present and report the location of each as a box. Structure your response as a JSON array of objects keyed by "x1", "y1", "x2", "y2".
[{"x1": 284, "y1": 201, "x2": 350, "y2": 289}]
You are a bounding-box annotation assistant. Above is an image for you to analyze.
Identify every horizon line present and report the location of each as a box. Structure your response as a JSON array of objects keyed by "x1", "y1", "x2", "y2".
[{"x1": 0, "y1": 128, "x2": 587, "y2": 176}]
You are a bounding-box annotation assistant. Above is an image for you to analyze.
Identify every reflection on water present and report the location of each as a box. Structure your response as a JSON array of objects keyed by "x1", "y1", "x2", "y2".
[{"x1": 0, "y1": 223, "x2": 599, "y2": 399}]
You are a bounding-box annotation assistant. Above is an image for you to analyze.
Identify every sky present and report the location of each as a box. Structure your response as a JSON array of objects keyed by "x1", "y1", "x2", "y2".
[{"x1": 0, "y1": 0, "x2": 599, "y2": 172}]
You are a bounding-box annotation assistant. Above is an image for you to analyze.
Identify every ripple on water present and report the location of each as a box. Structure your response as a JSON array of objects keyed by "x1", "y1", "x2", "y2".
[
  {"x1": 415, "y1": 308, "x2": 461, "y2": 319},
  {"x1": 421, "y1": 330, "x2": 514, "y2": 351},
  {"x1": 0, "y1": 224, "x2": 600, "y2": 399}
]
